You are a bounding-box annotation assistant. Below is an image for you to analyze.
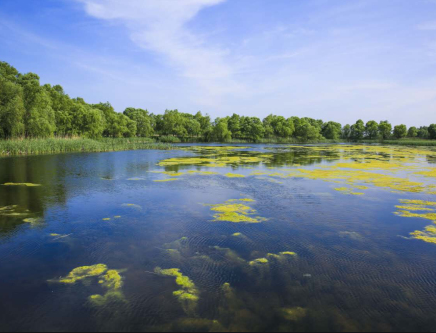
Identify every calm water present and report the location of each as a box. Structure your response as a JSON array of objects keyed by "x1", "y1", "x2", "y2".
[{"x1": 1, "y1": 144, "x2": 436, "y2": 332}]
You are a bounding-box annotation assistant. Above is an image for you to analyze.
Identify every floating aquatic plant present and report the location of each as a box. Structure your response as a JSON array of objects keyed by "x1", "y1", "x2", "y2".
[
  {"x1": 225, "y1": 173, "x2": 245, "y2": 178},
  {"x1": 206, "y1": 199, "x2": 266, "y2": 224},
  {"x1": 394, "y1": 199, "x2": 436, "y2": 244},
  {"x1": 49, "y1": 264, "x2": 126, "y2": 306},
  {"x1": 249, "y1": 258, "x2": 269, "y2": 266},
  {"x1": 2, "y1": 183, "x2": 41, "y2": 187}
]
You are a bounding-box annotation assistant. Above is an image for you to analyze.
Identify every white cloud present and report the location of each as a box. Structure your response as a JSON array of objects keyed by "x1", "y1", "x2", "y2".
[{"x1": 77, "y1": 0, "x2": 245, "y2": 107}]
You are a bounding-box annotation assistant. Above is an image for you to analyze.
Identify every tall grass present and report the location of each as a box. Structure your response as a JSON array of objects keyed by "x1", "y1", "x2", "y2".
[
  {"x1": 0, "y1": 137, "x2": 173, "y2": 156},
  {"x1": 359, "y1": 139, "x2": 436, "y2": 146}
]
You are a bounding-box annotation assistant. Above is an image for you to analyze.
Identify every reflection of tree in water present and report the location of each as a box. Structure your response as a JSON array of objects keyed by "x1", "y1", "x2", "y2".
[{"x1": 0, "y1": 155, "x2": 69, "y2": 236}]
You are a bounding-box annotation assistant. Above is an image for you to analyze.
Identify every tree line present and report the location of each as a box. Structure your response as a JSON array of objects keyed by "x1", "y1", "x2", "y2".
[{"x1": 1, "y1": 61, "x2": 435, "y2": 142}]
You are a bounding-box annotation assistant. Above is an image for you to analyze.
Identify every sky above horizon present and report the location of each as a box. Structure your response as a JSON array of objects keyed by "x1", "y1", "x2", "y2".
[{"x1": 0, "y1": 0, "x2": 435, "y2": 126}]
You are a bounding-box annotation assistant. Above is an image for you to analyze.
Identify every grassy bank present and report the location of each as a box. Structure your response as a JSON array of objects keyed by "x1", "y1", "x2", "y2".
[
  {"x1": 0, "y1": 138, "x2": 173, "y2": 156},
  {"x1": 359, "y1": 139, "x2": 436, "y2": 146}
]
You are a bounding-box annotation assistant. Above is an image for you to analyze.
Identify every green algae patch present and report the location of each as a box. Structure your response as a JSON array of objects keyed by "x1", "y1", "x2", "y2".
[
  {"x1": 415, "y1": 168, "x2": 436, "y2": 179},
  {"x1": 2, "y1": 183, "x2": 41, "y2": 187},
  {"x1": 394, "y1": 199, "x2": 436, "y2": 245},
  {"x1": 155, "y1": 267, "x2": 199, "y2": 314},
  {"x1": 249, "y1": 258, "x2": 269, "y2": 266},
  {"x1": 23, "y1": 217, "x2": 44, "y2": 225},
  {"x1": 0, "y1": 205, "x2": 30, "y2": 217},
  {"x1": 281, "y1": 307, "x2": 308, "y2": 322},
  {"x1": 49, "y1": 264, "x2": 126, "y2": 306},
  {"x1": 206, "y1": 199, "x2": 267, "y2": 224},
  {"x1": 154, "y1": 178, "x2": 179, "y2": 182},
  {"x1": 225, "y1": 173, "x2": 245, "y2": 178},
  {"x1": 51, "y1": 264, "x2": 108, "y2": 284},
  {"x1": 102, "y1": 218, "x2": 111, "y2": 221}
]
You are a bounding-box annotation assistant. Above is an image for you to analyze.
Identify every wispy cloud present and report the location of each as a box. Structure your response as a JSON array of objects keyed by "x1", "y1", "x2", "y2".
[{"x1": 76, "y1": 0, "x2": 246, "y2": 107}]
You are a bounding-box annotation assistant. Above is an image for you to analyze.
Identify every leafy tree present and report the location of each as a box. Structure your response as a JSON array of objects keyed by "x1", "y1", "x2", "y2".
[
  {"x1": 407, "y1": 127, "x2": 418, "y2": 138},
  {"x1": 0, "y1": 77, "x2": 25, "y2": 138},
  {"x1": 322, "y1": 121, "x2": 342, "y2": 140},
  {"x1": 378, "y1": 121, "x2": 392, "y2": 140},
  {"x1": 418, "y1": 126, "x2": 430, "y2": 139},
  {"x1": 393, "y1": 124, "x2": 407, "y2": 139},
  {"x1": 228, "y1": 114, "x2": 242, "y2": 139},
  {"x1": 185, "y1": 118, "x2": 201, "y2": 137},
  {"x1": 124, "y1": 107, "x2": 153, "y2": 137},
  {"x1": 212, "y1": 118, "x2": 232, "y2": 142},
  {"x1": 342, "y1": 124, "x2": 351, "y2": 141},
  {"x1": 350, "y1": 120, "x2": 365, "y2": 141},
  {"x1": 240, "y1": 117, "x2": 265, "y2": 142},
  {"x1": 18, "y1": 73, "x2": 56, "y2": 138},
  {"x1": 429, "y1": 124, "x2": 436, "y2": 140},
  {"x1": 365, "y1": 120, "x2": 379, "y2": 139},
  {"x1": 293, "y1": 118, "x2": 322, "y2": 141}
]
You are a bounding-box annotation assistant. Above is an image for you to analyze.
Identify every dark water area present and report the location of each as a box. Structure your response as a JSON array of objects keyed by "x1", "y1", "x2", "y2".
[{"x1": 0, "y1": 144, "x2": 436, "y2": 332}]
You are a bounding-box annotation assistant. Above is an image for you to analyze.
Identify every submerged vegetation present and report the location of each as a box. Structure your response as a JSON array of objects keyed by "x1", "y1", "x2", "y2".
[
  {"x1": 154, "y1": 268, "x2": 199, "y2": 315},
  {"x1": 49, "y1": 264, "x2": 126, "y2": 306}
]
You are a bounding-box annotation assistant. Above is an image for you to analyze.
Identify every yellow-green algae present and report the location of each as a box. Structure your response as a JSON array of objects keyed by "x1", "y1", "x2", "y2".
[
  {"x1": 2, "y1": 182, "x2": 41, "y2": 187},
  {"x1": 249, "y1": 258, "x2": 269, "y2": 266},
  {"x1": 154, "y1": 267, "x2": 199, "y2": 314},
  {"x1": 0, "y1": 205, "x2": 30, "y2": 217},
  {"x1": 23, "y1": 217, "x2": 44, "y2": 224},
  {"x1": 225, "y1": 173, "x2": 245, "y2": 178},
  {"x1": 53, "y1": 264, "x2": 108, "y2": 284},
  {"x1": 154, "y1": 178, "x2": 179, "y2": 182},
  {"x1": 49, "y1": 264, "x2": 126, "y2": 306},
  {"x1": 266, "y1": 251, "x2": 298, "y2": 261},
  {"x1": 206, "y1": 199, "x2": 266, "y2": 224},
  {"x1": 394, "y1": 199, "x2": 436, "y2": 244}
]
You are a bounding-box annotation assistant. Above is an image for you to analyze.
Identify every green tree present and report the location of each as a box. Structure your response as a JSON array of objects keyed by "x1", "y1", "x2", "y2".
[
  {"x1": 240, "y1": 117, "x2": 265, "y2": 142},
  {"x1": 342, "y1": 124, "x2": 351, "y2": 141},
  {"x1": 212, "y1": 118, "x2": 232, "y2": 142},
  {"x1": 378, "y1": 121, "x2": 392, "y2": 140},
  {"x1": 407, "y1": 127, "x2": 418, "y2": 138},
  {"x1": 322, "y1": 121, "x2": 342, "y2": 140},
  {"x1": 124, "y1": 108, "x2": 153, "y2": 137},
  {"x1": 393, "y1": 124, "x2": 407, "y2": 139},
  {"x1": 18, "y1": 73, "x2": 56, "y2": 138},
  {"x1": 228, "y1": 114, "x2": 242, "y2": 139},
  {"x1": 293, "y1": 118, "x2": 322, "y2": 141},
  {"x1": 0, "y1": 77, "x2": 25, "y2": 138},
  {"x1": 418, "y1": 126, "x2": 429, "y2": 139},
  {"x1": 429, "y1": 124, "x2": 436, "y2": 140},
  {"x1": 365, "y1": 120, "x2": 379, "y2": 139},
  {"x1": 350, "y1": 120, "x2": 365, "y2": 141}
]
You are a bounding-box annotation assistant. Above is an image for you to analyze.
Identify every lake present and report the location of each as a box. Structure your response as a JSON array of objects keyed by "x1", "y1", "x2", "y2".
[{"x1": 0, "y1": 144, "x2": 436, "y2": 332}]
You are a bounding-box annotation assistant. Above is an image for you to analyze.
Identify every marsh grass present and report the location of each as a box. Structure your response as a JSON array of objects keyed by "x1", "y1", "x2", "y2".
[
  {"x1": 0, "y1": 137, "x2": 173, "y2": 156},
  {"x1": 359, "y1": 139, "x2": 436, "y2": 146}
]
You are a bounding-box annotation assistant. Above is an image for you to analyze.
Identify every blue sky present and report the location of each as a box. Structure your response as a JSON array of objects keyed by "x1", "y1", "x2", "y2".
[{"x1": 0, "y1": 0, "x2": 435, "y2": 126}]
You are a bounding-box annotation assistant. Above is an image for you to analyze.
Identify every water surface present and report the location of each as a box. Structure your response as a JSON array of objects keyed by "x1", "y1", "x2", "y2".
[{"x1": 1, "y1": 144, "x2": 436, "y2": 332}]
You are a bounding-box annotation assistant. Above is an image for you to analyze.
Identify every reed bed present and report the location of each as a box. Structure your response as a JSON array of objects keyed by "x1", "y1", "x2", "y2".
[{"x1": 0, "y1": 138, "x2": 173, "y2": 156}]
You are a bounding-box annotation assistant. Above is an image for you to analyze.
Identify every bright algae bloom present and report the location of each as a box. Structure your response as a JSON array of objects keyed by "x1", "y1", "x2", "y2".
[
  {"x1": 206, "y1": 199, "x2": 266, "y2": 223},
  {"x1": 49, "y1": 264, "x2": 126, "y2": 306},
  {"x1": 394, "y1": 199, "x2": 436, "y2": 244}
]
